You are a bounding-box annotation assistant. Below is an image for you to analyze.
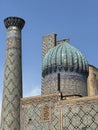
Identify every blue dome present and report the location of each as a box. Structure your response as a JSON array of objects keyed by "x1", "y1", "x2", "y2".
[{"x1": 42, "y1": 41, "x2": 89, "y2": 77}]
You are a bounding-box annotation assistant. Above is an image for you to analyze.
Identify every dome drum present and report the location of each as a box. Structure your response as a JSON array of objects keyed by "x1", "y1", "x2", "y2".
[
  {"x1": 60, "y1": 72, "x2": 88, "y2": 97},
  {"x1": 42, "y1": 41, "x2": 89, "y2": 97},
  {"x1": 42, "y1": 71, "x2": 88, "y2": 97}
]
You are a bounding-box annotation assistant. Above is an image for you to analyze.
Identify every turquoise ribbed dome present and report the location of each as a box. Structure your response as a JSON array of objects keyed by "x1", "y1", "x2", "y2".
[{"x1": 42, "y1": 41, "x2": 89, "y2": 77}]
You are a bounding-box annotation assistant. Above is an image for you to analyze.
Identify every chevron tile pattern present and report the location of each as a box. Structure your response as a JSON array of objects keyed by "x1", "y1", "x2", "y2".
[{"x1": 1, "y1": 28, "x2": 22, "y2": 130}]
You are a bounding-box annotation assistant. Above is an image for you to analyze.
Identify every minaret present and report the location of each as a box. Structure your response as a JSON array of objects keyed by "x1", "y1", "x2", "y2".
[{"x1": 1, "y1": 17, "x2": 25, "y2": 130}]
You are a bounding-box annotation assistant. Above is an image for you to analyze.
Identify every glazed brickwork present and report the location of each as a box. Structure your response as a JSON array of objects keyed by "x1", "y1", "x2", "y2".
[
  {"x1": 42, "y1": 34, "x2": 88, "y2": 97},
  {"x1": 60, "y1": 72, "x2": 87, "y2": 96},
  {"x1": 56, "y1": 39, "x2": 70, "y2": 45},
  {"x1": 20, "y1": 94, "x2": 98, "y2": 130},
  {"x1": 61, "y1": 96, "x2": 98, "y2": 130},
  {"x1": 1, "y1": 17, "x2": 25, "y2": 130},
  {"x1": 42, "y1": 34, "x2": 57, "y2": 59},
  {"x1": 42, "y1": 34, "x2": 57, "y2": 92},
  {"x1": 42, "y1": 72, "x2": 87, "y2": 97},
  {"x1": 1, "y1": 18, "x2": 98, "y2": 130},
  {"x1": 42, "y1": 73, "x2": 58, "y2": 94},
  {"x1": 20, "y1": 94, "x2": 60, "y2": 130},
  {"x1": 87, "y1": 65, "x2": 98, "y2": 96}
]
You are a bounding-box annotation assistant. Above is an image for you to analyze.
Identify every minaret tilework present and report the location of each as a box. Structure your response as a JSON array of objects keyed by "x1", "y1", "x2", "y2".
[
  {"x1": 0, "y1": 16, "x2": 98, "y2": 130},
  {"x1": 1, "y1": 17, "x2": 25, "y2": 130}
]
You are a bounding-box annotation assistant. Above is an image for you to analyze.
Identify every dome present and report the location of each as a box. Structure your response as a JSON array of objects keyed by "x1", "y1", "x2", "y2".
[{"x1": 42, "y1": 41, "x2": 89, "y2": 77}]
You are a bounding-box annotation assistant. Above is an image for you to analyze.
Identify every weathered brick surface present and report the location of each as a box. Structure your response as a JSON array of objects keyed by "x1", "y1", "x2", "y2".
[
  {"x1": 20, "y1": 94, "x2": 98, "y2": 130},
  {"x1": 20, "y1": 94, "x2": 60, "y2": 130},
  {"x1": 87, "y1": 65, "x2": 98, "y2": 96},
  {"x1": 42, "y1": 34, "x2": 57, "y2": 59},
  {"x1": 42, "y1": 34, "x2": 57, "y2": 95}
]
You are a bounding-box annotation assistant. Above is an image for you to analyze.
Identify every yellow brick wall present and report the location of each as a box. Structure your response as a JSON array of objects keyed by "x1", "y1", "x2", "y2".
[{"x1": 87, "y1": 65, "x2": 98, "y2": 96}]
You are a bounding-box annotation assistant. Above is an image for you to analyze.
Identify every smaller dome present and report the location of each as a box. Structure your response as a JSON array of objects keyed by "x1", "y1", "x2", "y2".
[{"x1": 42, "y1": 41, "x2": 88, "y2": 77}]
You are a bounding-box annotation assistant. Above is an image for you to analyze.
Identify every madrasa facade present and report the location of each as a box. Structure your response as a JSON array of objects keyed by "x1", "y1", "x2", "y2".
[{"x1": 1, "y1": 17, "x2": 98, "y2": 130}]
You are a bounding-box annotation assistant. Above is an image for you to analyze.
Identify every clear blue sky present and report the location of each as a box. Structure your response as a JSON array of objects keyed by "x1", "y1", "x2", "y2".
[{"x1": 0, "y1": 0, "x2": 98, "y2": 110}]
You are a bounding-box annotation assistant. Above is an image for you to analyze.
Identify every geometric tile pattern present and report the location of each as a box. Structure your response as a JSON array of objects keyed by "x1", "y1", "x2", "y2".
[
  {"x1": 21, "y1": 95, "x2": 98, "y2": 130},
  {"x1": 1, "y1": 17, "x2": 24, "y2": 130},
  {"x1": 42, "y1": 72, "x2": 87, "y2": 97},
  {"x1": 42, "y1": 73, "x2": 58, "y2": 94},
  {"x1": 42, "y1": 34, "x2": 56, "y2": 59},
  {"x1": 42, "y1": 34, "x2": 56, "y2": 95},
  {"x1": 42, "y1": 40, "x2": 88, "y2": 78},
  {"x1": 20, "y1": 94, "x2": 60, "y2": 130},
  {"x1": 62, "y1": 99, "x2": 98, "y2": 130},
  {"x1": 42, "y1": 33, "x2": 88, "y2": 97},
  {"x1": 60, "y1": 72, "x2": 87, "y2": 96}
]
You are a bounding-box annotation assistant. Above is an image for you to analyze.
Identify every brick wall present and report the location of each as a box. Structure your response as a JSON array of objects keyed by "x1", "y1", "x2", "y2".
[
  {"x1": 87, "y1": 65, "x2": 98, "y2": 96},
  {"x1": 20, "y1": 94, "x2": 98, "y2": 130}
]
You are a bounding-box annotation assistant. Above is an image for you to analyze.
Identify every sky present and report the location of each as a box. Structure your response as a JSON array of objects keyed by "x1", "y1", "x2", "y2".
[{"x1": 0, "y1": 0, "x2": 98, "y2": 123}]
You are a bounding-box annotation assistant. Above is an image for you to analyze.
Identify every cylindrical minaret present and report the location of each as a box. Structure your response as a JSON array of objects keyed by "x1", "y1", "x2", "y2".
[{"x1": 1, "y1": 17, "x2": 25, "y2": 130}]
